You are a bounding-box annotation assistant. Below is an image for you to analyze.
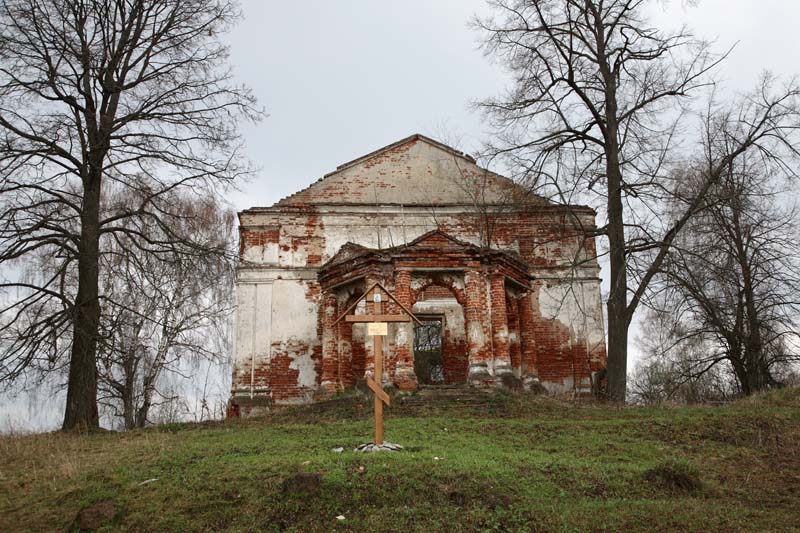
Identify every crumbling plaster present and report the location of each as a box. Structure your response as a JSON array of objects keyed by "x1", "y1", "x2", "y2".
[{"x1": 230, "y1": 135, "x2": 607, "y2": 413}]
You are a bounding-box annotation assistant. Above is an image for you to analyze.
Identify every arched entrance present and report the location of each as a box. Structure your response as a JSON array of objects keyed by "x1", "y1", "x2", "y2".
[
  {"x1": 316, "y1": 230, "x2": 535, "y2": 394},
  {"x1": 411, "y1": 282, "x2": 468, "y2": 385}
]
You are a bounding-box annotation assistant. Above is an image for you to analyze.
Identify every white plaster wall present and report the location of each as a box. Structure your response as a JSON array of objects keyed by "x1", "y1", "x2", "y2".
[
  {"x1": 232, "y1": 281, "x2": 273, "y2": 394},
  {"x1": 318, "y1": 210, "x2": 485, "y2": 261},
  {"x1": 242, "y1": 240, "x2": 279, "y2": 264},
  {"x1": 233, "y1": 283, "x2": 255, "y2": 370},
  {"x1": 538, "y1": 279, "x2": 606, "y2": 354},
  {"x1": 254, "y1": 282, "x2": 273, "y2": 369},
  {"x1": 270, "y1": 278, "x2": 319, "y2": 395},
  {"x1": 293, "y1": 139, "x2": 521, "y2": 206},
  {"x1": 270, "y1": 279, "x2": 318, "y2": 340},
  {"x1": 542, "y1": 376, "x2": 575, "y2": 395},
  {"x1": 238, "y1": 208, "x2": 490, "y2": 269},
  {"x1": 240, "y1": 206, "x2": 594, "y2": 272}
]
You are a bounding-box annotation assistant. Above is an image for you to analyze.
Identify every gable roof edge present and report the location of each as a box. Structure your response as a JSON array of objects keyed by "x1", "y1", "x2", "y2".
[{"x1": 327, "y1": 134, "x2": 476, "y2": 179}]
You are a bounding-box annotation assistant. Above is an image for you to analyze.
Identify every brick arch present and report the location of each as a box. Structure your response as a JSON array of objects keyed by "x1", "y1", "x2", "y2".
[{"x1": 409, "y1": 275, "x2": 466, "y2": 308}]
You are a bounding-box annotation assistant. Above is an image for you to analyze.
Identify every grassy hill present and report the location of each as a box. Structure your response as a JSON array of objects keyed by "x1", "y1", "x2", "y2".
[{"x1": 1, "y1": 388, "x2": 799, "y2": 532}]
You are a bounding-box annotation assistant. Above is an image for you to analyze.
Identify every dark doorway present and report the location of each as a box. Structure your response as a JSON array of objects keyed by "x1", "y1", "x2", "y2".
[{"x1": 413, "y1": 317, "x2": 444, "y2": 385}]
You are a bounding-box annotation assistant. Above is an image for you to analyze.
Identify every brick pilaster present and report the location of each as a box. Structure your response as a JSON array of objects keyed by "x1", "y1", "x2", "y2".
[
  {"x1": 318, "y1": 291, "x2": 339, "y2": 397},
  {"x1": 338, "y1": 316, "x2": 353, "y2": 389},
  {"x1": 507, "y1": 296, "x2": 522, "y2": 374},
  {"x1": 392, "y1": 269, "x2": 418, "y2": 390},
  {"x1": 518, "y1": 289, "x2": 539, "y2": 384},
  {"x1": 465, "y1": 269, "x2": 491, "y2": 384},
  {"x1": 490, "y1": 272, "x2": 513, "y2": 377}
]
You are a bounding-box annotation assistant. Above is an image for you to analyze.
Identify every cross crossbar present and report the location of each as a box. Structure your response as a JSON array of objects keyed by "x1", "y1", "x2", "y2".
[
  {"x1": 345, "y1": 314, "x2": 411, "y2": 323},
  {"x1": 366, "y1": 376, "x2": 391, "y2": 405}
]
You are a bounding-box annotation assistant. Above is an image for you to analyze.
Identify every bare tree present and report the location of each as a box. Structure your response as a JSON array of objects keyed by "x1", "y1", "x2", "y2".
[
  {"x1": 474, "y1": 0, "x2": 800, "y2": 400},
  {"x1": 0, "y1": 0, "x2": 262, "y2": 430},
  {"x1": 630, "y1": 309, "x2": 735, "y2": 405},
  {"x1": 628, "y1": 352, "x2": 733, "y2": 405},
  {"x1": 96, "y1": 191, "x2": 235, "y2": 429},
  {"x1": 644, "y1": 149, "x2": 800, "y2": 396}
]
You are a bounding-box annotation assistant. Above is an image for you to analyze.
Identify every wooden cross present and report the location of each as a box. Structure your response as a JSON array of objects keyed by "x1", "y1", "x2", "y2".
[{"x1": 333, "y1": 281, "x2": 421, "y2": 445}]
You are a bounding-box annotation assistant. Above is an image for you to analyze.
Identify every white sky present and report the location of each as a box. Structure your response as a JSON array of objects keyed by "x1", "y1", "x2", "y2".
[
  {"x1": 223, "y1": 0, "x2": 800, "y2": 363},
  {"x1": 3, "y1": 0, "x2": 799, "y2": 432},
  {"x1": 225, "y1": 0, "x2": 800, "y2": 210}
]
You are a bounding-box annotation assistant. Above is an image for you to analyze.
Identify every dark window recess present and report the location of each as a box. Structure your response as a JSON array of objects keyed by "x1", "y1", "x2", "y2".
[{"x1": 413, "y1": 317, "x2": 444, "y2": 384}]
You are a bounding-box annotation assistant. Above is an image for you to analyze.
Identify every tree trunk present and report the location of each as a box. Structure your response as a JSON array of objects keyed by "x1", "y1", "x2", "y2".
[
  {"x1": 601, "y1": 78, "x2": 628, "y2": 399},
  {"x1": 728, "y1": 343, "x2": 751, "y2": 396},
  {"x1": 731, "y1": 198, "x2": 769, "y2": 394},
  {"x1": 135, "y1": 396, "x2": 151, "y2": 428},
  {"x1": 122, "y1": 383, "x2": 136, "y2": 430},
  {"x1": 122, "y1": 340, "x2": 138, "y2": 430},
  {"x1": 62, "y1": 176, "x2": 102, "y2": 431},
  {"x1": 591, "y1": 10, "x2": 629, "y2": 402},
  {"x1": 605, "y1": 157, "x2": 629, "y2": 402}
]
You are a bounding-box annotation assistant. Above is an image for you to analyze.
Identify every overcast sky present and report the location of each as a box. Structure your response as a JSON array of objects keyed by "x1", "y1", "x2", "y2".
[
  {"x1": 4, "y1": 1, "x2": 799, "y2": 432},
  {"x1": 225, "y1": 0, "x2": 800, "y2": 211},
  {"x1": 221, "y1": 0, "x2": 800, "y2": 369}
]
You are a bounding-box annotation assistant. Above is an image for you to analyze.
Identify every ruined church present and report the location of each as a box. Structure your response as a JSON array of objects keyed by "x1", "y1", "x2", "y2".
[{"x1": 229, "y1": 134, "x2": 606, "y2": 415}]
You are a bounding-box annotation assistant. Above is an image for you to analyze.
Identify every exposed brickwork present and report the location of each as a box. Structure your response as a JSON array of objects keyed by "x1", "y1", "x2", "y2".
[
  {"x1": 442, "y1": 330, "x2": 469, "y2": 384},
  {"x1": 524, "y1": 280, "x2": 606, "y2": 391},
  {"x1": 351, "y1": 327, "x2": 366, "y2": 383},
  {"x1": 229, "y1": 135, "x2": 607, "y2": 415},
  {"x1": 411, "y1": 276, "x2": 466, "y2": 308},
  {"x1": 392, "y1": 269, "x2": 417, "y2": 390},
  {"x1": 518, "y1": 292, "x2": 538, "y2": 377},
  {"x1": 362, "y1": 275, "x2": 380, "y2": 381},
  {"x1": 409, "y1": 278, "x2": 468, "y2": 385},
  {"x1": 464, "y1": 269, "x2": 491, "y2": 383},
  {"x1": 337, "y1": 316, "x2": 354, "y2": 389},
  {"x1": 318, "y1": 291, "x2": 339, "y2": 396},
  {"x1": 238, "y1": 225, "x2": 278, "y2": 257},
  {"x1": 422, "y1": 285, "x2": 454, "y2": 300},
  {"x1": 268, "y1": 340, "x2": 313, "y2": 403},
  {"x1": 490, "y1": 272, "x2": 512, "y2": 375}
]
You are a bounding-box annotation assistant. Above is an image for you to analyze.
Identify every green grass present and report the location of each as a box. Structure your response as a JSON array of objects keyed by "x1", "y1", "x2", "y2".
[{"x1": 1, "y1": 388, "x2": 799, "y2": 532}]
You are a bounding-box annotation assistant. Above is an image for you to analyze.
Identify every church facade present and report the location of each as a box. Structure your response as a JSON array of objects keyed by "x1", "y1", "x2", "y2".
[{"x1": 229, "y1": 134, "x2": 607, "y2": 415}]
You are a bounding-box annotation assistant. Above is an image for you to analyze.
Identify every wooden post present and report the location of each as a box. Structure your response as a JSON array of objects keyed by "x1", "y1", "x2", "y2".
[{"x1": 373, "y1": 287, "x2": 384, "y2": 445}]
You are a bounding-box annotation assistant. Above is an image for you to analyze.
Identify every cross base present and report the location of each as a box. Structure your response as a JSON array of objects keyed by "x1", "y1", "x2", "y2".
[{"x1": 354, "y1": 442, "x2": 403, "y2": 453}]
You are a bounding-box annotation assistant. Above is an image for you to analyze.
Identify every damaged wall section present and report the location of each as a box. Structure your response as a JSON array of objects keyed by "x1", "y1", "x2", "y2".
[{"x1": 230, "y1": 134, "x2": 606, "y2": 414}]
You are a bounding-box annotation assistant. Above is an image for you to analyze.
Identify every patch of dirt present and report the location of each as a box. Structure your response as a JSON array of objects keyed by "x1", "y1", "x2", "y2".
[
  {"x1": 643, "y1": 461, "x2": 703, "y2": 494},
  {"x1": 448, "y1": 490, "x2": 468, "y2": 506},
  {"x1": 280, "y1": 472, "x2": 322, "y2": 495},
  {"x1": 73, "y1": 499, "x2": 119, "y2": 531}
]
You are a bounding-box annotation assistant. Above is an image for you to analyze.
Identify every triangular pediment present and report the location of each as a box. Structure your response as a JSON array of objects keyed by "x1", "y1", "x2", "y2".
[
  {"x1": 274, "y1": 134, "x2": 547, "y2": 207},
  {"x1": 322, "y1": 230, "x2": 478, "y2": 270},
  {"x1": 403, "y1": 230, "x2": 479, "y2": 252},
  {"x1": 325, "y1": 242, "x2": 370, "y2": 266},
  {"x1": 318, "y1": 229, "x2": 532, "y2": 290}
]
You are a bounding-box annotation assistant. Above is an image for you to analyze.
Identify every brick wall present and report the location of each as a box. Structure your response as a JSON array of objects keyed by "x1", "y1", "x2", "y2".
[{"x1": 232, "y1": 141, "x2": 606, "y2": 410}]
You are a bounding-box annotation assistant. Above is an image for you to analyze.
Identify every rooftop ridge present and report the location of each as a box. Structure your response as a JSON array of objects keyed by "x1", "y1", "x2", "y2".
[
  {"x1": 331, "y1": 133, "x2": 476, "y2": 175},
  {"x1": 272, "y1": 133, "x2": 483, "y2": 207}
]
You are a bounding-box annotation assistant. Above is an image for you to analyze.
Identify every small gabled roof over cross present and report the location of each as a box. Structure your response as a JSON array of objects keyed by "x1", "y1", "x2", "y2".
[{"x1": 332, "y1": 281, "x2": 422, "y2": 326}]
